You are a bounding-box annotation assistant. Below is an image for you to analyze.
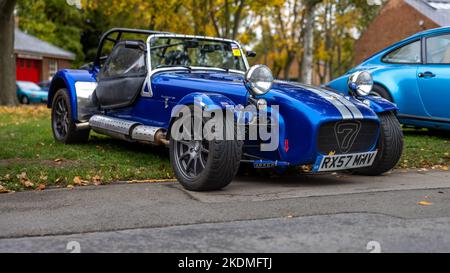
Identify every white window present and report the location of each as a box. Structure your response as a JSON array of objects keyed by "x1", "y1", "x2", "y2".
[{"x1": 48, "y1": 60, "x2": 58, "y2": 80}]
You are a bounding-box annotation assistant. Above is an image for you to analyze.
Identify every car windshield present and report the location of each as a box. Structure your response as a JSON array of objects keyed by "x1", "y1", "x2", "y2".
[
  {"x1": 149, "y1": 36, "x2": 247, "y2": 72},
  {"x1": 17, "y1": 81, "x2": 42, "y2": 91}
]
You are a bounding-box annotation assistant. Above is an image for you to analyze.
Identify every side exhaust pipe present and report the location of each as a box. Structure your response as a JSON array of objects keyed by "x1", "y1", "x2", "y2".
[{"x1": 89, "y1": 115, "x2": 168, "y2": 145}]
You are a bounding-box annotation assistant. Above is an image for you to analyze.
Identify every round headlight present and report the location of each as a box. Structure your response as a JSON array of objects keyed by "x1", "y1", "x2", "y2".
[
  {"x1": 245, "y1": 65, "x2": 273, "y2": 96},
  {"x1": 348, "y1": 71, "x2": 373, "y2": 96}
]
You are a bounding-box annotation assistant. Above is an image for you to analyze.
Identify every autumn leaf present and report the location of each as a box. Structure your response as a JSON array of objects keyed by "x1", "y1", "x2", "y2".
[
  {"x1": 66, "y1": 185, "x2": 74, "y2": 189},
  {"x1": 418, "y1": 201, "x2": 433, "y2": 206},
  {"x1": 73, "y1": 176, "x2": 82, "y2": 186},
  {"x1": 92, "y1": 175, "x2": 102, "y2": 186},
  {"x1": 0, "y1": 185, "x2": 10, "y2": 194},
  {"x1": 39, "y1": 174, "x2": 48, "y2": 181},
  {"x1": 24, "y1": 180, "x2": 34, "y2": 188},
  {"x1": 17, "y1": 172, "x2": 34, "y2": 188},
  {"x1": 37, "y1": 184, "x2": 46, "y2": 190}
]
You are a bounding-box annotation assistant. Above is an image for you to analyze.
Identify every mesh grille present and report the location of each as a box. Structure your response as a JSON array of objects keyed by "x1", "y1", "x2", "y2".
[{"x1": 317, "y1": 120, "x2": 379, "y2": 155}]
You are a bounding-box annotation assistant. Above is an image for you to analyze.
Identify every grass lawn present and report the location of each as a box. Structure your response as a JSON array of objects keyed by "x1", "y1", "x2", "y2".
[
  {"x1": 0, "y1": 105, "x2": 173, "y2": 192},
  {"x1": 0, "y1": 105, "x2": 449, "y2": 192}
]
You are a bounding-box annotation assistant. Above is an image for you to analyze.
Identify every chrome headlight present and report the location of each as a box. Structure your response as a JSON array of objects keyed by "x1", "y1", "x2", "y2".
[
  {"x1": 348, "y1": 71, "x2": 373, "y2": 96},
  {"x1": 245, "y1": 65, "x2": 273, "y2": 96}
]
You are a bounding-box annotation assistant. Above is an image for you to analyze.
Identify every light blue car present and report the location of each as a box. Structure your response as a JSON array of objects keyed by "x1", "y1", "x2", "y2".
[
  {"x1": 327, "y1": 27, "x2": 450, "y2": 131},
  {"x1": 16, "y1": 81, "x2": 48, "y2": 104}
]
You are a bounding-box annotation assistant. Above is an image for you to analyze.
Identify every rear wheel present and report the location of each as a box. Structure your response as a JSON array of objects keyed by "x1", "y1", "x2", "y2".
[
  {"x1": 169, "y1": 107, "x2": 243, "y2": 191},
  {"x1": 352, "y1": 111, "x2": 403, "y2": 175},
  {"x1": 51, "y1": 88, "x2": 90, "y2": 144}
]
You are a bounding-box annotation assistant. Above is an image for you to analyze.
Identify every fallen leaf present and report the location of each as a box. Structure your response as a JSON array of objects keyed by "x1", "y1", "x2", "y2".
[
  {"x1": 37, "y1": 184, "x2": 46, "y2": 190},
  {"x1": 73, "y1": 176, "x2": 82, "y2": 186},
  {"x1": 24, "y1": 180, "x2": 34, "y2": 188},
  {"x1": 54, "y1": 158, "x2": 62, "y2": 163},
  {"x1": 66, "y1": 185, "x2": 74, "y2": 189},
  {"x1": 92, "y1": 175, "x2": 102, "y2": 185},
  {"x1": 16, "y1": 172, "x2": 27, "y2": 180},
  {"x1": 0, "y1": 185, "x2": 10, "y2": 193},
  {"x1": 418, "y1": 201, "x2": 433, "y2": 206}
]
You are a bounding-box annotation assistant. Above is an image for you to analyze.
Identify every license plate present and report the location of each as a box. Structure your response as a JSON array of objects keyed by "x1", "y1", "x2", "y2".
[{"x1": 313, "y1": 151, "x2": 378, "y2": 172}]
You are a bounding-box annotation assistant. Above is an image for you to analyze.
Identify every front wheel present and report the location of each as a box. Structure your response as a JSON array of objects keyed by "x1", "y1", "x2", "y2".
[
  {"x1": 169, "y1": 109, "x2": 243, "y2": 191},
  {"x1": 51, "y1": 88, "x2": 90, "y2": 144},
  {"x1": 352, "y1": 111, "x2": 403, "y2": 175}
]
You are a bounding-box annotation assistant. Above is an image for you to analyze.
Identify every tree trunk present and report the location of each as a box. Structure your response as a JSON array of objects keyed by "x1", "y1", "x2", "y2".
[
  {"x1": 300, "y1": 4, "x2": 315, "y2": 84},
  {"x1": 0, "y1": 0, "x2": 17, "y2": 105}
]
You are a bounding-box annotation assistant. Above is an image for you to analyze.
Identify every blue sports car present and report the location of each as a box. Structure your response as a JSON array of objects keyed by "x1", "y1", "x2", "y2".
[
  {"x1": 17, "y1": 81, "x2": 48, "y2": 104},
  {"x1": 47, "y1": 28, "x2": 403, "y2": 191},
  {"x1": 328, "y1": 27, "x2": 450, "y2": 131}
]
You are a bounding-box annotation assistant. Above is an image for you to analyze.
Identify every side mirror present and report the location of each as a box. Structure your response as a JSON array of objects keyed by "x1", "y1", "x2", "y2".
[
  {"x1": 348, "y1": 71, "x2": 373, "y2": 96},
  {"x1": 246, "y1": 51, "x2": 257, "y2": 58}
]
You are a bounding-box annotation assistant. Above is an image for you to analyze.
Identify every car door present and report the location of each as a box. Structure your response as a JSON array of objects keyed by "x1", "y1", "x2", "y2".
[
  {"x1": 416, "y1": 33, "x2": 450, "y2": 119},
  {"x1": 381, "y1": 39, "x2": 424, "y2": 116}
]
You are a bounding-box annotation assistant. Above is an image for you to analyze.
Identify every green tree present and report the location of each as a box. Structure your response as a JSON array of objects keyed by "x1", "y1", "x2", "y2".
[{"x1": 16, "y1": 0, "x2": 85, "y2": 66}]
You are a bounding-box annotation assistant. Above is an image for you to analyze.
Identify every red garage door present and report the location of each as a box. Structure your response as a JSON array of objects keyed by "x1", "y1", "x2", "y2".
[{"x1": 16, "y1": 58, "x2": 41, "y2": 83}]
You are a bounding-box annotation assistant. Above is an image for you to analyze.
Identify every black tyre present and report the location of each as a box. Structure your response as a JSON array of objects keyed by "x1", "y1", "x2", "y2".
[
  {"x1": 20, "y1": 96, "x2": 30, "y2": 104},
  {"x1": 51, "y1": 88, "x2": 90, "y2": 144},
  {"x1": 370, "y1": 85, "x2": 393, "y2": 102},
  {"x1": 169, "y1": 107, "x2": 243, "y2": 191},
  {"x1": 352, "y1": 111, "x2": 403, "y2": 175}
]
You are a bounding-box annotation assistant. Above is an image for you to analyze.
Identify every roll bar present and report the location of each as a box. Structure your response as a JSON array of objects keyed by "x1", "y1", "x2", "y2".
[{"x1": 94, "y1": 28, "x2": 171, "y2": 67}]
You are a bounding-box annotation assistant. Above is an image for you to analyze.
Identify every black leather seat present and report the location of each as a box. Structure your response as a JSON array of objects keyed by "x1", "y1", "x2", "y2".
[{"x1": 95, "y1": 40, "x2": 147, "y2": 109}]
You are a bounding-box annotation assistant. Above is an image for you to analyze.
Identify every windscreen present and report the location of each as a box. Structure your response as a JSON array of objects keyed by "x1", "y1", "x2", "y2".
[{"x1": 149, "y1": 36, "x2": 246, "y2": 72}]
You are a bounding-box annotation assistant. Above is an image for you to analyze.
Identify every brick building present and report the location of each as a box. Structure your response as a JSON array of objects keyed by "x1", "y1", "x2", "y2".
[
  {"x1": 14, "y1": 28, "x2": 75, "y2": 83},
  {"x1": 355, "y1": 0, "x2": 450, "y2": 64}
]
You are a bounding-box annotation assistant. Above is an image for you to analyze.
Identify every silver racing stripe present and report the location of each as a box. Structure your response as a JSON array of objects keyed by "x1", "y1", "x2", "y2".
[
  {"x1": 322, "y1": 90, "x2": 364, "y2": 119},
  {"x1": 276, "y1": 80, "x2": 353, "y2": 119},
  {"x1": 305, "y1": 88, "x2": 353, "y2": 119}
]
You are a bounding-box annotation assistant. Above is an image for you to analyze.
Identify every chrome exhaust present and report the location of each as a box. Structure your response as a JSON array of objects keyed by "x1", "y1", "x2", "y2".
[{"x1": 89, "y1": 115, "x2": 168, "y2": 145}]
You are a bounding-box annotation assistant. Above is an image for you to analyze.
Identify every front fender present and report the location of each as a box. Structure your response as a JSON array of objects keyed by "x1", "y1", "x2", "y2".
[
  {"x1": 168, "y1": 92, "x2": 239, "y2": 137},
  {"x1": 362, "y1": 95, "x2": 398, "y2": 113}
]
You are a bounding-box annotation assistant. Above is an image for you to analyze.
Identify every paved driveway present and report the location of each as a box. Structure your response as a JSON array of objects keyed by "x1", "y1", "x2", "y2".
[{"x1": 0, "y1": 170, "x2": 449, "y2": 252}]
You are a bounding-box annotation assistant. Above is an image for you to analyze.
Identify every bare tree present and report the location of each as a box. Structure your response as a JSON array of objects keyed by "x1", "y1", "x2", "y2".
[{"x1": 0, "y1": 0, "x2": 17, "y2": 105}]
